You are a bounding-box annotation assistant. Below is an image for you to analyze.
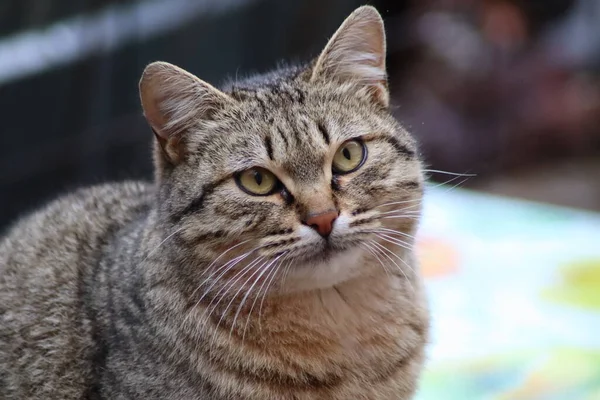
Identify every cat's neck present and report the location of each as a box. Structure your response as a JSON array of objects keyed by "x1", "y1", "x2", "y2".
[{"x1": 264, "y1": 270, "x2": 421, "y2": 339}]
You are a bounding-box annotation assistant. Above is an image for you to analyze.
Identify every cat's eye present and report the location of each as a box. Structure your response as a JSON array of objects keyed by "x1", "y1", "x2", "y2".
[
  {"x1": 332, "y1": 140, "x2": 366, "y2": 174},
  {"x1": 236, "y1": 167, "x2": 278, "y2": 196}
]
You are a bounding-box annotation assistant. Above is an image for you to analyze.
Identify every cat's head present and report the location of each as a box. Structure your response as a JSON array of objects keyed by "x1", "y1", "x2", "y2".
[{"x1": 139, "y1": 6, "x2": 423, "y2": 292}]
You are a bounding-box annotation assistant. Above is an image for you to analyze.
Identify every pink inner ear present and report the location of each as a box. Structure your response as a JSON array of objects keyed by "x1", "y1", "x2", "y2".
[
  {"x1": 140, "y1": 75, "x2": 171, "y2": 139},
  {"x1": 144, "y1": 101, "x2": 171, "y2": 140}
]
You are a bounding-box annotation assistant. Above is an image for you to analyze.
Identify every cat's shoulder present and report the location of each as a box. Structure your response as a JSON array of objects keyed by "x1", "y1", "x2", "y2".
[{"x1": 1, "y1": 180, "x2": 154, "y2": 247}]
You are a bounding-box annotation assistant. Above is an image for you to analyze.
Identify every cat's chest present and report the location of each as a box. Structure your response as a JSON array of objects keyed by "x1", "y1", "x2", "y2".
[
  {"x1": 232, "y1": 283, "x2": 425, "y2": 399},
  {"x1": 267, "y1": 286, "x2": 411, "y2": 363},
  {"x1": 129, "y1": 274, "x2": 425, "y2": 399}
]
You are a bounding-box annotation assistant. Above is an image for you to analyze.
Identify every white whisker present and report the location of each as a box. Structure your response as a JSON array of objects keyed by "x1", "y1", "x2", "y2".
[
  {"x1": 181, "y1": 251, "x2": 258, "y2": 329},
  {"x1": 205, "y1": 257, "x2": 267, "y2": 345},
  {"x1": 191, "y1": 248, "x2": 256, "y2": 305},
  {"x1": 229, "y1": 253, "x2": 286, "y2": 341},
  {"x1": 369, "y1": 241, "x2": 415, "y2": 293},
  {"x1": 188, "y1": 249, "x2": 254, "y2": 302},
  {"x1": 245, "y1": 253, "x2": 287, "y2": 338},
  {"x1": 200, "y1": 256, "x2": 264, "y2": 328},
  {"x1": 423, "y1": 169, "x2": 476, "y2": 177},
  {"x1": 372, "y1": 227, "x2": 416, "y2": 240},
  {"x1": 374, "y1": 233, "x2": 413, "y2": 252},
  {"x1": 378, "y1": 207, "x2": 421, "y2": 216},
  {"x1": 373, "y1": 240, "x2": 417, "y2": 276},
  {"x1": 199, "y1": 239, "x2": 254, "y2": 280},
  {"x1": 362, "y1": 241, "x2": 391, "y2": 278},
  {"x1": 141, "y1": 226, "x2": 186, "y2": 264},
  {"x1": 374, "y1": 198, "x2": 422, "y2": 209},
  {"x1": 443, "y1": 177, "x2": 470, "y2": 192},
  {"x1": 382, "y1": 215, "x2": 420, "y2": 221},
  {"x1": 278, "y1": 257, "x2": 295, "y2": 291}
]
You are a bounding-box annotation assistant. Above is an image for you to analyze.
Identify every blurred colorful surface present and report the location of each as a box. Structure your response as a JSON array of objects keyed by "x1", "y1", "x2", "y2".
[{"x1": 416, "y1": 185, "x2": 600, "y2": 399}]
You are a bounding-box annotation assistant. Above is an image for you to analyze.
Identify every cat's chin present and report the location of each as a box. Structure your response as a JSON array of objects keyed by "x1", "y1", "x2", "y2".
[
  {"x1": 293, "y1": 244, "x2": 346, "y2": 265},
  {"x1": 279, "y1": 247, "x2": 368, "y2": 292}
]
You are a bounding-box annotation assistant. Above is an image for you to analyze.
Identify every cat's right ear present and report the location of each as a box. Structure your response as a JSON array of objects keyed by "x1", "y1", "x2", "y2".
[
  {"x1": 310, "y1": 6, "x2": 388, "y2": 107},
  {"x1": 139, "y1": 62, "x2": 233, "y2": 164}
]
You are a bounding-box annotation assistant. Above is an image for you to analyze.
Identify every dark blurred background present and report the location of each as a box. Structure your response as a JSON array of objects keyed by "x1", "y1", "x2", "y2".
[{"x1": 1, "y1": 0, "x2": 599, "y2": 230}]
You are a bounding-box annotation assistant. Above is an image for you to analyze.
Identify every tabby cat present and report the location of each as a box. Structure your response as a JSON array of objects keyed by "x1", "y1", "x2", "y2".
[{"x1": 0, "y1": 6, "x2": 429, "y2": 399}]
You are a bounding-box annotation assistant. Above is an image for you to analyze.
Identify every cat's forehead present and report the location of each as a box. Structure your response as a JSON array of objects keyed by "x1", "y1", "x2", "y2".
[
  {"x1": 204, "y1": 82, "x2": 395, "y2": 181},
  {"x1": 243, "y1": 95, "x2": 331, "y2": 182},
  {"x1": 234, "y1": 84, "x2": 363, "y2": 139}
]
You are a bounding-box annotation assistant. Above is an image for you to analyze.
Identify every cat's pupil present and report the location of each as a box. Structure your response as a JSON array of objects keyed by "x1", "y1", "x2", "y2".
[
  {"x1": 343, "y1": 147, "x2": 351, "y2": 160},
  {"x1": 254, "y1": 171, "x2": 263, "y2": 185}
]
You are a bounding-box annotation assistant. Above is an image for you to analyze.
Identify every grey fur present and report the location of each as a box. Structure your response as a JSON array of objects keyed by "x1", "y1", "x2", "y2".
[{"x1": 1, "y1": 6, "x2": 429, "y2": 399}]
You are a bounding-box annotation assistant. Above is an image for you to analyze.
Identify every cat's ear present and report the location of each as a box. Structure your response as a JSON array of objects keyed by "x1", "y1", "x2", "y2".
[
  {"x1": 310, "y1": 6, "x2": 388, "y2": 107},
  {"x1": 139, "y1": 61, "x2": 233, "y2": 164}
]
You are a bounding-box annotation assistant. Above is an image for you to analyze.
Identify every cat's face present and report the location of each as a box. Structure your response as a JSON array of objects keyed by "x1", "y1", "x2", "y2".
[{"x1": 140, "y1": 6, "x2": 423, "y2": 291}]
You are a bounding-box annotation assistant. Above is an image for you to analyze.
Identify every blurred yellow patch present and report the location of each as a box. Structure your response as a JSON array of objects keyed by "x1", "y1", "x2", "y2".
[{"x1": 543, "y1": 259, "x2": 600, "y2": 310}]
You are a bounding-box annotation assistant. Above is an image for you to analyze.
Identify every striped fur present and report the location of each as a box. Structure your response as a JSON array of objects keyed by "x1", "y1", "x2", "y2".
[{"x1": 0, "y1": 6, "x2": 429, "y2": 399}]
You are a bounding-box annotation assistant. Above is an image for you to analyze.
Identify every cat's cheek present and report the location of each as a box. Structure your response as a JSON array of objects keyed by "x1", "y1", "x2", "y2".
[
  {"x1": 332, "y1": 213, "x2": 351, "y2": 233},
  {"x1": 297, "y1": 224, "x2": 318, "y2": 240}
]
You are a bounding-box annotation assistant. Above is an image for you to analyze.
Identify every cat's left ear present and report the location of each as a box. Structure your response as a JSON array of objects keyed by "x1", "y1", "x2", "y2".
[
  {"x1": 310, "y1": 6, "x2": 388, "y2": 107},
  {"x1": 139, "y1": 61, "x2": 234, "y2": 165}
]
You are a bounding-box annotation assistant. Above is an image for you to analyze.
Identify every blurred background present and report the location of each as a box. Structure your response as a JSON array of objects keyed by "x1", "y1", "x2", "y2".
[
  {"x1": 2, "y1": 1, "x2": 600, "y2": 398},
  {"x1": 1, "y1": 0, "x2": 599, "y2": 228}
]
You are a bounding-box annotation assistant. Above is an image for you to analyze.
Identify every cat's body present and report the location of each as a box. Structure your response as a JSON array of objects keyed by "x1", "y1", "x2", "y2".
[{"x1": 0, "y1": 7, "x2": 429, "y2": 400}]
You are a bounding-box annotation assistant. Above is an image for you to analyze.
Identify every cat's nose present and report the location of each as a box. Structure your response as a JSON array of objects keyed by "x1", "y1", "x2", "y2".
[{"x1": 304, "y1": 210, "x2": 338, "y2": 238}]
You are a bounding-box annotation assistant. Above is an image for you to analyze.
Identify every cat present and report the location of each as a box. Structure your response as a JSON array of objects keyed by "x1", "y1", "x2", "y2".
[{"x1": 0, "y1": 6, "x2": 429, "y2": 400}]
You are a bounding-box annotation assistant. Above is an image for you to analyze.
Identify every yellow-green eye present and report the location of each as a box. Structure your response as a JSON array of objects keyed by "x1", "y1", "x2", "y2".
[
  {"x1": 332, "y1": 140, "x2": 366, "y2": 174},
  {"x1": 236, "y1": 167, "x2": 278, "y2": 196}
]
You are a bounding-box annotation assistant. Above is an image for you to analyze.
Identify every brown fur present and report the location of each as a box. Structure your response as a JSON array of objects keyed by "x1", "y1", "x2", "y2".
[{"x1": 0, "y1": 6, "x2": 429, "y2": 399}]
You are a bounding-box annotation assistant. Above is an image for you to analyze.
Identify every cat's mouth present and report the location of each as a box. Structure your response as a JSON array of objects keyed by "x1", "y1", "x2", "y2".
[{"x1": 284, "y1": 239, "x2": 358, "y2": 265}]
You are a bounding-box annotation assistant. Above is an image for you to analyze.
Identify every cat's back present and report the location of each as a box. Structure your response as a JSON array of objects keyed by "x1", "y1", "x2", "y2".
[{"x1": 0, "y1": 181, "x2": 153, "y2": 399}]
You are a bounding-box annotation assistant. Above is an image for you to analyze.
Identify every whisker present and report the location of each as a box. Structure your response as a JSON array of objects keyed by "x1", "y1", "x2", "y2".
[
  {"x1": 372, "y1": 240, "x2": 417, "y2": 276},
  {"x1": 245, "y1": 253, "x2": 287, "y2": 338},
  {"x1": 141, "y1": 226, "x2": 186, "y2": 263},
  {"x1": 371, "y1": 227, "x2": 417, "y2": 240},
  {"x1": 200, "y1": 256, "x2": 264, "y2": 328},
  {"x1": 375, "y1": 231, "x2": 415, "y2": 245},
  {"x1": 199, "y1": 238, "x2": 254, "y2": 280},
  {"x1": 443, "y1": 177, "x2": 470, "y2": 192},
  {"x1": 229, "y1": 254, "x2": 284, "y2": 341},
  {"x1": 374, "y1": 233, "x2": 413, "y2": 252},
  {"x1": 185, "y1": 240, "x2": 262, "y2": 314},
  {"x1": 257, "y1": 255, "x2": 289, "y2": 330},
  {"x1": 206, "y1": 257, "x2": 267, "y2": 344},
  {"x1": 191, "y1": 248, "x2": 256, "y2": 305},
  {"x1": 374, "y1": 198, "x2": 422, "y2": 209},
  {"x1": 208, "y1": 256, "x2": 265, "y2": 311},
  {"x1": 378, "y1": 207, "x2": 421, "y2": 216},
  {"x1": 245, "y1": 263, "x2": 279, "y2": 337},
  {"x1": 192, "y1": 239, "x2": 278, "y2": 307},
  {"x1": 278, "y1": 257, "x2": 295, "y2": 290},
  {"x1": 369, "y1": 241, "x2": 415, "y2": 293},
  {"x1": 229, "y1": 253, "x2": 286, "y2": 341},
  {"x1": 361, "y1": 242, "x2": 391, "y2": 278},
  {"x1": 382, "y1": 215, "x2": 421, "y2": 221},
  {"x1": 182, "y1": 251, "x2": 257, "y2": 329},
  {"x1": 426, "y1": 172, "x2": 474, "y2": 192},
  {"x1": 372, "y1": 171, "x2": 472, "y2": 217},
  {"x1": 426, "y1": 174, "x2": 464, "y2": 189},
  {"x1": 423, "y1": 169, "x2": 476, "y2": 177}
]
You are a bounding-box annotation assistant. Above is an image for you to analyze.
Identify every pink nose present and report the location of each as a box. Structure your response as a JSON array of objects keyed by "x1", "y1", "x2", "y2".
[{"x1": 304, "y1": 210, "x2": 338, "y2": 237}]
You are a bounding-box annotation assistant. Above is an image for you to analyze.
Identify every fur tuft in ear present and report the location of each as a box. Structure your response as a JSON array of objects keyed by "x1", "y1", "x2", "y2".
[
  {"x1": 311, "y1": 6, "x2": 389, "y2": 107},
  {"x1": 139, "y1": 61, "x2": 233, "y2": 165}
]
